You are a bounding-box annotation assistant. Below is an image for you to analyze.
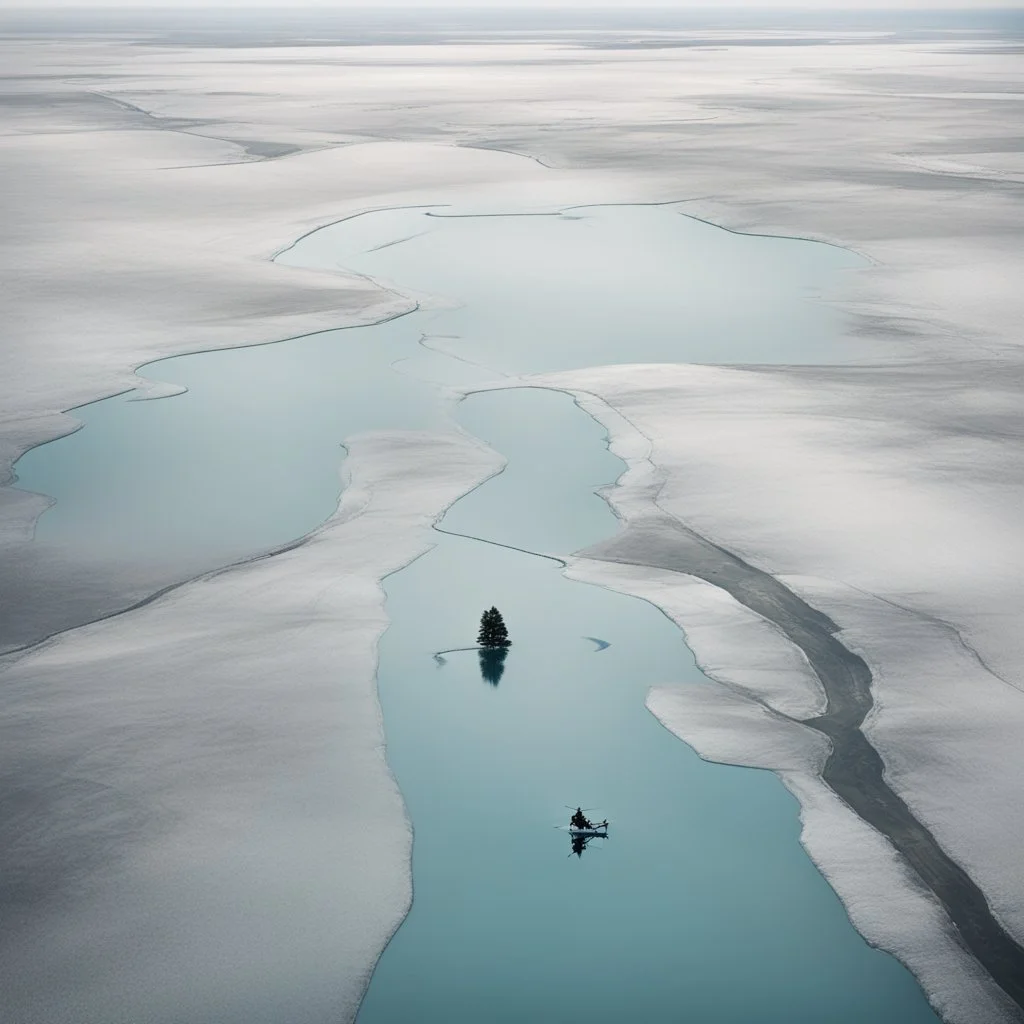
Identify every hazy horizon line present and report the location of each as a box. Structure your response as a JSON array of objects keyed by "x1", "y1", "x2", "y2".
[{"x1": 2, "y1": 2, "x2": 1022, "y2": 8}]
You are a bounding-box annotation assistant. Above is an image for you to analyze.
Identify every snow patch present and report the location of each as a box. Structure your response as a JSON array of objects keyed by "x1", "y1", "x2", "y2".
[
  {"x1": 568, "y1": 558, "x2": 826, "y2": 719},
  {"x1": 647, "y1": 681, "x2": 827, "y2": 773},
  {"x1": 0, "y1": 429, "x2": 499, "y2": 1023},
  {"x1": 650, "y1": 688, "x2": 1021, "y2": 1024},
  {"x1": 784, "y1": 574, "x2": 1024, "y2": 950}
]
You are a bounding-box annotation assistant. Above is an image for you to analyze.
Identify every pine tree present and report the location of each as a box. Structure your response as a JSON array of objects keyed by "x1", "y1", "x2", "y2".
[{"x1": 477, "y1": 606, "x2": 511, "y2": 648}]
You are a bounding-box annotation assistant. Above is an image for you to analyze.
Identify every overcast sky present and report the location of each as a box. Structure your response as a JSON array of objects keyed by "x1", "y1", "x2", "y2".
[{"x1": 4, "y1": 1, "x2": 1023, "y2": 7}]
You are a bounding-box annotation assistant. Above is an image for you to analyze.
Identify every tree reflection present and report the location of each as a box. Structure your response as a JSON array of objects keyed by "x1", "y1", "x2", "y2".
[{"x1": 478, "y1": 647, "x2": 508, "y2": 686}]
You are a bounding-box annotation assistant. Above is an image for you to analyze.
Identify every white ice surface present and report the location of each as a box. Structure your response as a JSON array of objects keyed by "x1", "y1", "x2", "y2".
[
  {"x1": 567, "y1": 559, "x2": 826, "y2": 720},
  {"x1": 647, "y1": 688, "x2": 1021, "y2": 1024},
  {"x1": 537, "y1": 360, "x2": 1024, "y2": 923},
  {"x1": 532, "y1": 363, "x2": 1024, "y2": 1020},
  {"x1": 784, "y1": 574, "x2": 1024, "y2": 955},
  {"x1": 645, "y1": 680, "x2": 826, "y2": 776},
  {"x1": 0, "y1": 429, "x2": 499, "y2": 1023},
  {"x1": 5, "y1": 29, "x2": 1024, "y2": 1023},
  {"x1": 0, "y1": 80, "x2": 658, "y2": 506}
]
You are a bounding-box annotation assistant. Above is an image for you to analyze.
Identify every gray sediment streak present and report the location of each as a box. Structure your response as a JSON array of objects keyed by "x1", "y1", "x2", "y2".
[{"x1": 584, "y1": 514, "x2": 1024, "y2": 1012}]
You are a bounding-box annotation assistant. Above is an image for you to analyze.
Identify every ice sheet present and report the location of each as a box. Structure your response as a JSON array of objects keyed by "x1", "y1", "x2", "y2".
[
  {"x1": 568, "y1": 559, "x2": 826, "y2": 720},
  {"x1": 0, "y1": 429, "x2": 499, "y2": 1023},
  {"x1": 533, "y1": 362, "x2": 1024, "y2": 1019},
  {"x1": 646, "y1": 684, "x2": 1021, "y2": 1024},
  {"x1": 4, "y1": 24, "x2": 1024, "y2": 1020}
]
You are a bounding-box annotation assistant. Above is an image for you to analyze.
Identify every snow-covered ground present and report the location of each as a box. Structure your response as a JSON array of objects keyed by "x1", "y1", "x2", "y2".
[
  {"x1": 537, "y1": 362, "x2": 1024, "y2": 968},
  {"x1": 2, "y1": 16, "x2": 1024, "y2": 1021},
  {"x1": 0, "y1": 429, "x2": 499, "y2": 1022}
]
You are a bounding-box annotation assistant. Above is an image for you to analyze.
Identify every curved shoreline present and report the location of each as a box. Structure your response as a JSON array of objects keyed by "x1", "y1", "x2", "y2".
[
  {"x1": 1, "y1": 188, "x2": 985, "y2": 1016},
  {"x1": 359, "y1": 385, "x2": 938, "y2": 1024},
  {"x1": 2, "y1": 194, "x2": 712, "y2": 659},
  {"x1": 582, "y1": 510, "x2": 1024, "y2": 1014},
  {"x1": 3, "y1": 189, "x2": 849, "y2": 658}
]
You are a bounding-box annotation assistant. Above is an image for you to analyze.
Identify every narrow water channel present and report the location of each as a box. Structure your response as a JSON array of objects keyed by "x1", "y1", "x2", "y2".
[
  {"x1": 360, "y1": 387, "x2": 937, "y2": 1023},
  {"x1": 7, "y1": 203, "x2": 940, "y2": 1020}
]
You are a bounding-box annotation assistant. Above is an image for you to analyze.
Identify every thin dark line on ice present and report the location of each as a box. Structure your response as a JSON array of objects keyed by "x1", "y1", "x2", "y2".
[{"x1": 432, "y1": 523, "x2": 567, "y2": 567}]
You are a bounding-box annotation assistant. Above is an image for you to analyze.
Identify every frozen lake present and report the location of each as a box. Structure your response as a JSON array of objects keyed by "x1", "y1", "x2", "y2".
[{"x1": 8, "y1": 205, "x2": 936, "y2": 1020}]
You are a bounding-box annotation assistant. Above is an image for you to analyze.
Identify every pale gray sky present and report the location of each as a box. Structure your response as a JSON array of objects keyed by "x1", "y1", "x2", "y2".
[{"x1": 4, "y1": 1, "x2": 1023, "y2": 7}]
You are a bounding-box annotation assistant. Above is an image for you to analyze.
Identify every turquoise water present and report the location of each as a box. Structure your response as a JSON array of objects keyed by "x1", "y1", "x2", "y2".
[
  {"x1": 282, "y1": 204, "x2": 864, "y2": 374},
  {"x1": 359, "y1": 388, "x2": 937, "y2": 1023},
  {"x1": 15, "y1": 204, "x2": 861, "y2": 566},
  {"x1": 15, "y1": 319, "x2": 441, "y2": 563},
  {"x1": 10, "y1": 204, "x2": 937, "y2": 1020}
]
